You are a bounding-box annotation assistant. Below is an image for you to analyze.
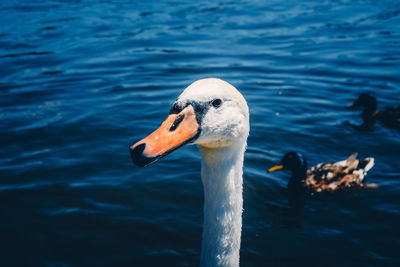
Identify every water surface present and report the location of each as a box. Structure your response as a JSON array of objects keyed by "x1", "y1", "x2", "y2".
[{"x1": 1, "y1": 0, "x2": 400, "y2": 266}]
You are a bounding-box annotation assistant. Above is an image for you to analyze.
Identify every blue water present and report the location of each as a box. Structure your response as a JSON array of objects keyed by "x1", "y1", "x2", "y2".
[{"x1": 1, "y1": 0, "x2": 400, "y2": 265}]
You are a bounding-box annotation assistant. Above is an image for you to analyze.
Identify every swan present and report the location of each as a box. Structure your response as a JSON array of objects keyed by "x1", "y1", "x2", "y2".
[{"x1": 130, "y1": 78, "x2": 249, "y2": 267}]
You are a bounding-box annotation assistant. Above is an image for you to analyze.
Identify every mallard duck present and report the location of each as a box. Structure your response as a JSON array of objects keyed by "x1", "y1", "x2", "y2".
[
  {"x1": 268, "y1": 152, "x2": 376, "y2": 192},
  {"x1": 347, "y1": 93, "x2": 400, "y2": 130}
]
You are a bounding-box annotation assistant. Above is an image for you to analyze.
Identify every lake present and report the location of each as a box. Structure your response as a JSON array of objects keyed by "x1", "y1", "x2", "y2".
[{"x1": 0, "y1": 0, "x2": 399, "y2": 266}]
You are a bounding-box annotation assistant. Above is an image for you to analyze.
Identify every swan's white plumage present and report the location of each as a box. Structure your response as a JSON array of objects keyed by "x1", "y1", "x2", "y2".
[
  {"x1": 178, "y1": 78, "x2": 249, "y2": 149},
  {"x1": 177, "y1": 78, "x2": 249, "y2": 267}
]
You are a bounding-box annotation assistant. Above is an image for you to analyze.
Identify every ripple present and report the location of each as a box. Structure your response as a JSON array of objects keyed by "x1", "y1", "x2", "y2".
[{"x1": 0, "y1": 51, "x2": 53, "y2": 58}]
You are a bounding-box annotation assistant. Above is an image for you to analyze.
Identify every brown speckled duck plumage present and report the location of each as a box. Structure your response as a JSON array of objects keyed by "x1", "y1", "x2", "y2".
[{"x1": 305, "y1": 153, "x2": 375, "y2": 192}]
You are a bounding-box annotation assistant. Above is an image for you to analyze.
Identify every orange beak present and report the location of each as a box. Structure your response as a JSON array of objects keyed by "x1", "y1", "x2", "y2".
[
  {"x1": 130, "y1": 105, "x2": 200, "y2": 167},
  {"x1": 268, "y1": 164, "x2": 284, "y2": 173}
]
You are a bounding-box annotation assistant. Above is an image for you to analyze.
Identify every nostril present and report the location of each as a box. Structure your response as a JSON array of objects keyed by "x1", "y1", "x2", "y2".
[{"x1": 169, "y1": 114, "x2": 185, "y2": 132}]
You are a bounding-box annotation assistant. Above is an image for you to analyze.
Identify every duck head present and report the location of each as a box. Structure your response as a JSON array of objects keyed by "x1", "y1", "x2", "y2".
[
  {"x1": 268, "y1": 152, "x2": 307, "y2": 174},
  {"x1": 130, "y1": 78, "x2": 249, "y2": 167},
  {"x1": 347, "y1": 93, "x2": 377, "y2": 112}
]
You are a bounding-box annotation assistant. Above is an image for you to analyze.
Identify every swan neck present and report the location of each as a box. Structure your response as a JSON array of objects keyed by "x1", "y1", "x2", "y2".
[{"x1": 198, "y1": 141, "x2": 246, "y2": 267}]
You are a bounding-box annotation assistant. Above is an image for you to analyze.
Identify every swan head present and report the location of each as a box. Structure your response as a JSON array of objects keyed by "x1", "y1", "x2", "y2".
[{"x1": 130, "y1": 78, "x2": 249, "y2": 167}]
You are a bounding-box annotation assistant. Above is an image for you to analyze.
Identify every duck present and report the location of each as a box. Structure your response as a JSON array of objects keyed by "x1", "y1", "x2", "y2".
[
  {"x1": 130, "y1": 78, "x2": 249, "y2": 267},
  {"x1": 347, "y1": 93, "x2": 400, "y2": 130},
  {"x1": 268, "y1": 152, "x2": 376, "y2": 192}
]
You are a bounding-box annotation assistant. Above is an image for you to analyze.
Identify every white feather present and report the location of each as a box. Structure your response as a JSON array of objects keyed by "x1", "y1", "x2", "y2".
[{"x1": 177, "y1": 78, "x2": 249, "y2": 267}]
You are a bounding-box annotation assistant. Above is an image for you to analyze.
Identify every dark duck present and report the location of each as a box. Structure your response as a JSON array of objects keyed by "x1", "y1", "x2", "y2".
[
  {"x1": 268, "y1": 152, "x2": 376, "y2": 192},
  {"x1": 347, "y1": 93, "x2": 400, "y2": 130}
]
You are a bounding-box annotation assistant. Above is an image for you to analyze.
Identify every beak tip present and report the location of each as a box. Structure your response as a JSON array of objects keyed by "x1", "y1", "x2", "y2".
[
  {"x1": 130, "y1": 143, "x2": 156, "y2": 167},
  {"x1": 346, "y1": 103, "x2": 356, "y2": 109}
]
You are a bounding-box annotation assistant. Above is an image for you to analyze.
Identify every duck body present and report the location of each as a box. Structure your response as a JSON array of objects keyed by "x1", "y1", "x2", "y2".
[
  {"x1": 377, "y1": 105, "x2": 400, "y2": 130},
  {"x1": 306, "y1": 153, "x2": 375, "y2": 192},
  {"x1": 347, "y1": 93, "x2": 400, "y2": 130},
  {"x1": 130, "y1": 78, "x2": 249, "y2": 267},
  {"x1": 269, "y1": 152, "x2": 375, "y2": 193}
]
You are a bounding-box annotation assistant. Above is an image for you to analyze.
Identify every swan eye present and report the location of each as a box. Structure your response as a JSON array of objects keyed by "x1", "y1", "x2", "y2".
[{"x1": 211, "y1": 99, "x2": 222, "y2": 108}]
